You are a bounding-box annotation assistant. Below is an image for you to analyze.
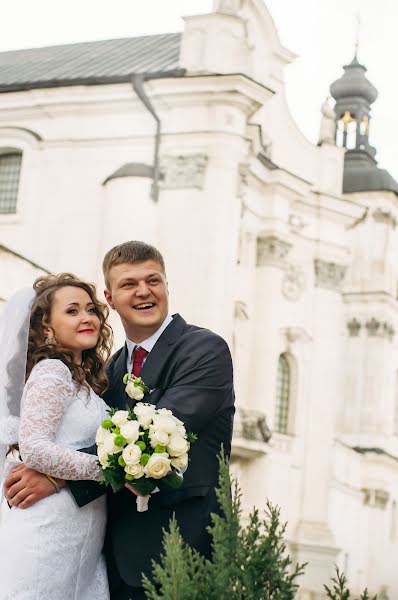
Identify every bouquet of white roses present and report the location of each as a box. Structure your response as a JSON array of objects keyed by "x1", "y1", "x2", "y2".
[{"x1": 96, "y1": 375, "x2": 197, "y2": 503}]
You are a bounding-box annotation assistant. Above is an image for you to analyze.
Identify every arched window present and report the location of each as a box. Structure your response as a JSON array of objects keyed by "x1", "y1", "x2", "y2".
[
  {"x1": 0, "y1": 151, "x2": 22, "y2": 214},
  {"x1": 274, "y1": 353, "x2": 291, "y2": 434}
]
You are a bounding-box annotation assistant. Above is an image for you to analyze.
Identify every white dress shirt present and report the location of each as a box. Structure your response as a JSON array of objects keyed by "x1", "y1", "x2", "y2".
[{"x1": 126, "y1": 314, "x2": 173, "y2": 372}]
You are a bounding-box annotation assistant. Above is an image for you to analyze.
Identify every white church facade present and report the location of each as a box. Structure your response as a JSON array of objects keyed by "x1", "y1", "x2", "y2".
[{"x1": 0, "y1": 0, "x2": 398, "y2": 597}]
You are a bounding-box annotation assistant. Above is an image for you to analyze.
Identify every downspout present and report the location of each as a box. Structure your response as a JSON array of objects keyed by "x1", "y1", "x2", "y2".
[{"x1": 131, "y1": 74, "x2": 161, "y2": 203}]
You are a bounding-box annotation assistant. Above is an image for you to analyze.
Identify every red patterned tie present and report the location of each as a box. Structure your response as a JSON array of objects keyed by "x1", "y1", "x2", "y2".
[{"x1": 131, "y1": 347, "x2": 148, "y2": 377}]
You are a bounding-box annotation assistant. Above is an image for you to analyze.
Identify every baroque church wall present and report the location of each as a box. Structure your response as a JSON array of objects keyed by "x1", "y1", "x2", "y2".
[{"x1": 0, "y1": 0, "x2": 397, "y2": 597}]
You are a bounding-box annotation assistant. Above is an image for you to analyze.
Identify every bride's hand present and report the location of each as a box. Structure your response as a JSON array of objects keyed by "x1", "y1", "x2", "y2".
[{"x1": 4, "y1": 464, "x2": 65, "y2": 509}]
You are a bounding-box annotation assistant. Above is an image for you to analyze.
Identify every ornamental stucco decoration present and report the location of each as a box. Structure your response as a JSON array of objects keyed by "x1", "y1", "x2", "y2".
[
  {"x1": 161, "y1": 154, "x2": 208, "y2": 190},
  {"x1": 282, "y1": 264, "x2": 305, "y2": 302},
  {"x1": 364, "y1": 318, "x2": 395, "y2": 341},
  {"x1": 234, "y1": 408, "x2": 272, "y2": 443},
  {"x1": 372, "y1": 208, "x2": 397, "y2": 229},
  {"x1": 214, "y1": 0, "x2": 242, "y2": 15},
  {"x1": 313, "y1": 259, "x2": 347, "y2": 291},
  {"x1": 234, "y1": 300, "x2": 249, "y2": 321},
  {"x1": 347, "y1": 318, "x2": 361, "y2": 337},
  {"x1": 362, "y1": 488, "x2": 389, "y2": 510},
  {"x1": 256, "y1": 236, "x2": 292, "y2": 268}
]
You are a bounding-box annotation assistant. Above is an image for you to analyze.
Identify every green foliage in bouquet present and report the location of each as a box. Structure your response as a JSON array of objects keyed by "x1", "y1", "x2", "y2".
[{"x1": 142, "y1": 453, "x2": 378, "y2": 600}]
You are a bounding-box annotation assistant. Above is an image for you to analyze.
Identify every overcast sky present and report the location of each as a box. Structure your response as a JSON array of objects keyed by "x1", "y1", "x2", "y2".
[{"x1": 1, "y1": 0, "x2": 397, "y2": 180}]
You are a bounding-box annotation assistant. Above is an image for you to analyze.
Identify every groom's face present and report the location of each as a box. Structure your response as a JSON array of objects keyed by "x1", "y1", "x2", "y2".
[{"x1": 104, "y1": 260, "x2": 168, "y2": 342}]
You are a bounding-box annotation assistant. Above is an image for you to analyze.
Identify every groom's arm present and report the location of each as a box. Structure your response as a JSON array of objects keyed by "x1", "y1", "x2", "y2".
[{"x1": 156, "y1": 331, "x2": 234, "y2": 434}]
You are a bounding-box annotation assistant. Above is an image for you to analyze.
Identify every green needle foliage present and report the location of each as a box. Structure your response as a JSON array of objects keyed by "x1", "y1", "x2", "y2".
[
  {"x1": 324, "y1": 567, "x2": 377, "y2": 600},
  {"x1": 143, "y1": 453, "x2": 378, "y2": 600},
  {"x1": 143, "y1": 451, "x2": 305, "y2": 600}
]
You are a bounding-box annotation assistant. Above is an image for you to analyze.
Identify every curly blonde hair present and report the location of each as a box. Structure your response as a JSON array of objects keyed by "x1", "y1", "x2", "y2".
[{"x1": 27, "y1": 273, "x2": 113, "y2": 395}]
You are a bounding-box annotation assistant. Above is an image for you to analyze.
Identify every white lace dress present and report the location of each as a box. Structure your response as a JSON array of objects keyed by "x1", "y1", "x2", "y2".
[{"x1": 0, "y1": 359, "x2": 109, "y2": 600}]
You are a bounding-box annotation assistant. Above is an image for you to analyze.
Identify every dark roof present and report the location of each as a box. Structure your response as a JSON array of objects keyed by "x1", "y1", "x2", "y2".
[
  {"x1": 343, "y1": 150, "x2": 398, "y2": 197},
  {"x1": 0, "y1": 33, "x2": 183, "y2": 92},
  {"x1": 103, "y1": 162, "x2": 157, "y2": 185}
]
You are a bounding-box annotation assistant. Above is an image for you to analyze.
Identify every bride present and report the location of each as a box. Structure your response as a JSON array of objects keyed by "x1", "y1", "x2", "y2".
[{"x1": 0, "y1": 273, "x2": 112, "y2": 600}]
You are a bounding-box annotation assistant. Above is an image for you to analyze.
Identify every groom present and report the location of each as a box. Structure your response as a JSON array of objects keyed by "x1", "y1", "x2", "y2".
[{"x1": 5, "y1": 241, "x2": 235, "y2": 600}]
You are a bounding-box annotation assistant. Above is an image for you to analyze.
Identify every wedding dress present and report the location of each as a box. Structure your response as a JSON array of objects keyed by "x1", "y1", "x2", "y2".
[{"x1": 0, "y1": 359, "x2": 109, "y2": 600}]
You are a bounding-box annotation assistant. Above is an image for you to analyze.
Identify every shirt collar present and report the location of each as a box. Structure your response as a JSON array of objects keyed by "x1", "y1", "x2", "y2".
[{"x1": 126, "y1": 314, "x2": 173, "y2": 355}]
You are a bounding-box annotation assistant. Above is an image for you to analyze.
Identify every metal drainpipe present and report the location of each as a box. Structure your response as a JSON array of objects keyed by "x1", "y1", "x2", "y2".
[{"x1": 131, "y1": 74, "x2": 161, "y2": 203}]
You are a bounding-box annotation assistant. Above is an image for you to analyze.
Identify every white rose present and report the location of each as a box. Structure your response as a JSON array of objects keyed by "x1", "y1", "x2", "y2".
[
  {"x1": 96, "y1": 426, "x2": 109, "y2": 445},
  {"x1": 124, "y1": 463, "x2": 145, "y2": 479},
  {"x1": 171, "y1": 453, "x2": 188, "y2": 471},
  {"x1": 133, "y1": 403, "x2": 156, "y2": 429},
  {"x1": 126, "y1": 381, "x2": 145, "y2": 401},
  {"x1": 111, "y1": 410, "x2": 129, "y2": 427},
  {"x1": 176, "y1": 424, "x2": 186, "y2": 437},
  {"x1": 167, "y1": 434, "x2": 189, "y2": 457},
  {"x1": 149, "y1": 428, "x2": 169, "y2": 448},
  {"x1": 144, "y1": 453, "x2": 171, "y2": 479},
  {"x1": 97, "y1": 445, "x2": 110, "y2": 468},
  {"x1": 151, "y1": 414, "x2": 177, "y2": 435},
  {"x1": 122, "y1": 443, "x2": 142, "y2": 465},
  {"x1": 102, "y1": 432, "x2": 120, "y2": 455},
  {"x1": 157, "y1": 408, "x2": 173, "y2": 417},
  {"x1": 120, "y1": 420, "x2": 140, "y2": 444}
]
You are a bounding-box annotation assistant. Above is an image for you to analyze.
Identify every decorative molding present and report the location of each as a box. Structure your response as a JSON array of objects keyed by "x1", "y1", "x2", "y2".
[
  {"x1": 362, "y1": 488, "x2": 389, "y2": 510},
  {"x1": 365, "y1": 318, "x2": 395, "y2": 341},
  {"x1": 282, "y1": 264, "x2": 305, "y2": 302},
  {"x1": 234, "y1": 300, "x2": 249, "y2": 321},
  {"x1": 161, "y1": 154, "x2": 208, "y2": 190},
  {"x1": 288, "y1": 213, "x2": 306, "y2": 233},
  {"x1": 256, "y1": 235, "x2": 291, "y2": 268},
  {"x1": 234, "y1": 408, "x2": 272, "y2": 443},
  {"x1": 372, "y1": 208, "x2": 397, "y2": 229},
  {"x1": 313, "y1": 259, "x2": 347, "y2": 291},
  {"x1": 283, "y1": 327, "x2": 312, "y2": 346},
  {"x1": 347, "y1": 318, "x2": 361, "y2": 337},
  {"x1": 214, "y1": 0, "x2": 242, "y2": 15}
]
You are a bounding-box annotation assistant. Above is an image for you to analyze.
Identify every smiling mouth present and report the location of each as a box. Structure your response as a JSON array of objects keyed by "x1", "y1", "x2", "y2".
[
  {"x1": 134, "y1": 303, "x2": 155, "y2": 311},
  {"x1": 79, "y1": 329, "x2": 95, "y2": 333}
]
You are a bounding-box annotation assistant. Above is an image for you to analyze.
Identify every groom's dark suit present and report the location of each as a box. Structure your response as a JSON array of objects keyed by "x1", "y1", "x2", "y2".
[{"x1": 69, "y1": 314, "x2": 235, "y2": 598}]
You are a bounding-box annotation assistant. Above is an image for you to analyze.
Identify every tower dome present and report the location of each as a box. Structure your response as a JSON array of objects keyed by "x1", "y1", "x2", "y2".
[
  {"x1": 330, "y1": 55, "x2": 378, "y2": 106},
  {"x1": 330, "y1": 53, "x2": 398, "y2": 197}
]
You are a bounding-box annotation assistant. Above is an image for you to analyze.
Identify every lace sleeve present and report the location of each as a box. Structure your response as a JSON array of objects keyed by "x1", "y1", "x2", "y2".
[{"x1": 19, "y1": 360, "x2": 102, "y2": 481}]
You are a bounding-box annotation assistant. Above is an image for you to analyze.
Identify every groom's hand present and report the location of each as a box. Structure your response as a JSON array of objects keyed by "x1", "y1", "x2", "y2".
[{"x1": 4, "y1": 465, "x2": 65, "y2": 508}]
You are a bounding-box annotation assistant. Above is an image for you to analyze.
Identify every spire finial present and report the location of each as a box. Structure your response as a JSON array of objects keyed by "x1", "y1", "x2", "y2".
[{"x1": 354, "y1": 10, "x2": 361, "y2": 57}]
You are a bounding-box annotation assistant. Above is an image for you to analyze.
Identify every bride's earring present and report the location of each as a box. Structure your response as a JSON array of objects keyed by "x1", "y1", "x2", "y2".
[{"x1": 44, "y1": 329, "x2": 57, "y2": 345}]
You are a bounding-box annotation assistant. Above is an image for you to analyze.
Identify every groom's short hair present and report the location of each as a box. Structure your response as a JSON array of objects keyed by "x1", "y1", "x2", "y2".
[{"x1": 103, "y1": 241, "x2": 166, "y2": 289}]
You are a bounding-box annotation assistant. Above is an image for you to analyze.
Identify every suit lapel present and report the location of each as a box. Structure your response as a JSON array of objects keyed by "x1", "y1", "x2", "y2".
[
  {"x1": 112, "y1": 345, "x2": 130, "y2": 408},
  {"x1": 139, "y1": 314, "x2": 186, "y2": 399}
]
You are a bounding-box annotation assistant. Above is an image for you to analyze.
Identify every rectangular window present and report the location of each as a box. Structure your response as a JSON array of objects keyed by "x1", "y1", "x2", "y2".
[{"x1": 0, "y1": 153, "x2": 22, "y2": 214}]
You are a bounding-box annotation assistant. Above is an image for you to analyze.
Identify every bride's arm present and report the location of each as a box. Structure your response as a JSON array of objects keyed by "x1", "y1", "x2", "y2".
[{"x1": 19, "y1": 360, "x2": 103, "y2": 482}]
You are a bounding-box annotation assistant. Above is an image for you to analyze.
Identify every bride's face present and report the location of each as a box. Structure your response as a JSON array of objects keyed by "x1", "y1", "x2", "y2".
[{"x1": 44, "y1": 286, "x2": 101, "y2": 363}]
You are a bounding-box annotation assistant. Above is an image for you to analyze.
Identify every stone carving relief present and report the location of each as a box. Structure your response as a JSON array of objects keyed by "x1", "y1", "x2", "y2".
[
  {"x1": 365, "y1": 318, "x2": 395, "y2": 341},
  {"x1": 234, "y1": 300, "x2": 249, "y2": 321},
  {"x1": 256, "y1": 236, "x2": 291, "y2": 268},
  {"x1": 372, "y1": 208, "x2": 397, "y2": 229},
  {"x1": 362, "y1": 488, "x2": 389, "y2": 510},
  {"x1": 214, "y1": 0, "x2": 242, "y2": 15},
  {"x1": 234, "y1": 408, "x2": 272, "y2": 443},
  {"x1": 347, "y1": 318, "x2": 361, "y2": 337},
  {"x1": 161, "y1": 154, "x2": 208, "y2": 190},
  {"x1": 282, "y1": 264, "x2": 305, "y2": 302},
  {"x1": 347, "y1": 318, "x2": 394, "y2": 342},
  {"x1": 314, "y1": 259, "x2": 347, "y2": 291}
]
